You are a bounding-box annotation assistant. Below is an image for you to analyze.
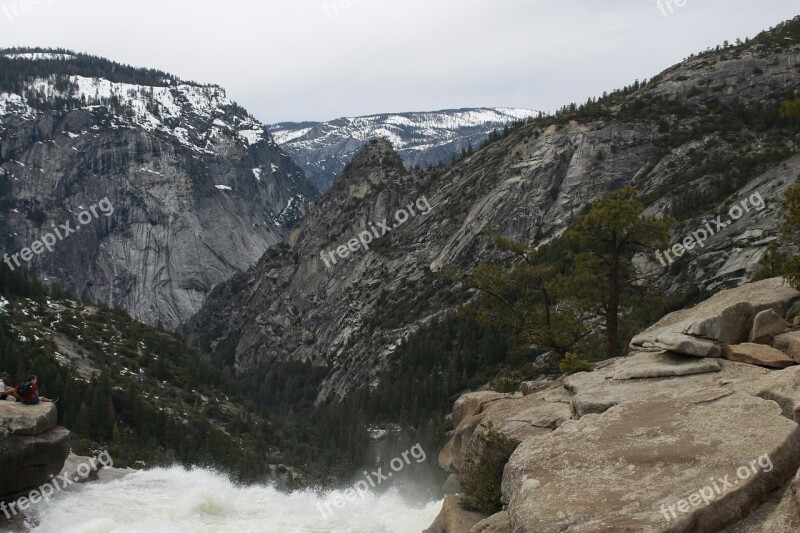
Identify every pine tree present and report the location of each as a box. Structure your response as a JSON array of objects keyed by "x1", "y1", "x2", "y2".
[
  {"x1": 565, "y1": 187, "x2": 673, "y2": 357},
  {"x1": 780, "y1": 177, "x2": 800, "y2": 288}
]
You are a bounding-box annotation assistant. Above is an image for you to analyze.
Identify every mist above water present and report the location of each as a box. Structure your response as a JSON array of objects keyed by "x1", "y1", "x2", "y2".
[{"x1": 26, "y1": 466, "x2": 442, "y2": 533}]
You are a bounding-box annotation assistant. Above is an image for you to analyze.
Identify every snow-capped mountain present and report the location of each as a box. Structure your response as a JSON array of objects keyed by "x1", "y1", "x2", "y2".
[
  {"x1": 0, "y1": 48, "x2": 318, "y2": 329},
  {"x1": 269, "y1": 107, "x2": 540, "y2": 192},
  {"x1": 2, "y1": 55, "x2": 270, "y2": 155}
]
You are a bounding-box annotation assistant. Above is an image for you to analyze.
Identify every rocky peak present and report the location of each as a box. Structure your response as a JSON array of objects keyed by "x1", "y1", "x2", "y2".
[
  {"x1": 347, "y1": 139, "x2": 405, "y2": 171},
  {"x1": 326, "y1": 138, "x2": 409, "y2": 200}
]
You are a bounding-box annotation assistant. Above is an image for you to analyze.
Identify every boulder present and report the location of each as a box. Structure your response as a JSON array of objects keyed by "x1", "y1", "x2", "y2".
[
  {"x1": 470, "y1": 511, "x2": 511, "y2": 532},
  {"x1": 0, "y1": 403, "x2": 70, "y2": 501},
  {"x1": 631, "y1": 278, "x2": 799, "y2": 357},
  {"x1": 440, "y1": 412, "x2": 484, "y2": 472},
  {"x1": 757, "y1": 366, "x2": 800, "y2": 423},
  {"x1": 774, "y1": 331, "x2": 800, "y2": 362},
  {"x1": 724, "y1": 343, "x2": 797, "y2": 369},
  {"x1": 520, "y1": 380, "x2": 554, "y2": 396},
  {"x1": 786, "y1": 300, "x2": 800, "y2": 323},
  {"x1": 441, "y1": 385, "x2": 571, "y2": 473},
  {"x1": 612, "y1": 351, "x2": 721, "y2": 380},
  {"x1": 423, "y1": 495, "x2": 486, "y2": 533},
  {"x1": 440, "y1": 392, "x2": 508, "y2": 472},
  {"x1": 59, "y1": 453, "x2": 104, "y2": 484},
  {"x1": 501, "y1": 390, "x2": 800, "y2": 532},
  {"x1": 644, "y1": 332, "x2": 722, "y2": 358},
  {"x1": 453, "y1": 392, "x2": 506, "y2": 429},
  {"x1": 750, "y1": 309, "x2": 790, "y2": 344}
]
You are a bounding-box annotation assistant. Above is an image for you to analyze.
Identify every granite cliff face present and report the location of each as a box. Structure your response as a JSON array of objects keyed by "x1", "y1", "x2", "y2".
[
  {"x1": 0, "y1": 49, "x2": 318, "y2": 329},
  {"x1": 184, "y1": 19, "x2": 800, "y2": 401}
]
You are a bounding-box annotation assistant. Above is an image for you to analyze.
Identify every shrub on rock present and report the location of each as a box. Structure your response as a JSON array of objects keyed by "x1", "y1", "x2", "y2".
[
  {"x1": 460, "y1": 426, "x2": 520, "y2": 514},
  {"x1": 559, "y1": 352, "x2": 592, "y2": 375}
]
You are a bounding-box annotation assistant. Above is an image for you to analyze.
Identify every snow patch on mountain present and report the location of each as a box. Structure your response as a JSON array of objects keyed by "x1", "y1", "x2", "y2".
[
  {"x1": 4, "y1": 74, "x2": 269, "y2": 155},
  {"x1": 2, "y1": 52, "x2": 75, "y2": 61}
]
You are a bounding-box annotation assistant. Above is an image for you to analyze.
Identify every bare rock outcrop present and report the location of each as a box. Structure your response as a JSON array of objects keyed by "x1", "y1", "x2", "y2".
[
  {"x1": 502, "y1": 390, "x2": 800, "y2": 532},
  {"x1": 428, "y1": 278, "x2": 800, "y2": 532},
  {"x1": 750, "y1": 309, "x2": 790, "y2": 344},
  {"x1": 439, "y1": 388, "x2": 570, "y2": 473},
  {"x1": 630, "y1": 278, "x2": 799, "y2": 357},
  {"x1": 0, "y1": 403, "x2": 70, "y2": 502},
  {"x1": 423, "y1": 495, "x2": 486, "y2": 533},
  {"x1": 611, "y1": 351, "x2": 722, "y2": 380},
  {"x1": 774, "y1": 331, "x2": 800, "y2": 361}
]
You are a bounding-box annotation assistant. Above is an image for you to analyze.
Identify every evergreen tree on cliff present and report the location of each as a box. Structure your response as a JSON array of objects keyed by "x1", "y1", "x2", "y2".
[
  {"x1": 779, "y1": 93, "x2": 800, "y2": 289},
  {"x1": 565, "y1": 187, "x2": 673, "y2": 357},
  {"x1": 781, "y1": 177, "x2": 800, "y2": 289}
]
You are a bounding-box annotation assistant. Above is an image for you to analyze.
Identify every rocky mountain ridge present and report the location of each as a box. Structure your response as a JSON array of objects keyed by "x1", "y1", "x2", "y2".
[
  {"x1": 269, "y1": 107, "x2": 540, "y2": 192},
  {"x1": 183, "y1": 18, "x2": 800, "y2": 402},
  {"x1": 0, "y1": 48, "x2": 318, "y2": 329}
]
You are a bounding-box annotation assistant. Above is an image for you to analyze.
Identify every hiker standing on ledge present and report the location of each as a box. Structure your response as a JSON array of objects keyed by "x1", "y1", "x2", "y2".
[{"x1": 18, "y1": 375, "x2": 52, "y2": 405}]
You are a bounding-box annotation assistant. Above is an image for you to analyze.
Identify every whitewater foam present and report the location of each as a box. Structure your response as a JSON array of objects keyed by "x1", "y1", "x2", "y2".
[{"x1": 27, "y1": 466, "x2": 442, "y2": 533}]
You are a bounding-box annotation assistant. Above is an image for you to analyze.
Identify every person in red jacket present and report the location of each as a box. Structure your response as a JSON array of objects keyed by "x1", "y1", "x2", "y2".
[{"x1": 18, "y1": 375, "x2": 52, "y2": 405}]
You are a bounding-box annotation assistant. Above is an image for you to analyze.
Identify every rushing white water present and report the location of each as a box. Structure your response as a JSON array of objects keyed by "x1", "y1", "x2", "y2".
[{"x1": 26, "y1": 467, "x2": 443, "y2": 533}]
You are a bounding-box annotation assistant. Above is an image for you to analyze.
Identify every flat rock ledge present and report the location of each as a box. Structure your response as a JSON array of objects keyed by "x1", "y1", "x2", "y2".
[
  {"x1": 725, "y1": 343, "x2": 797, "y2": 369},
  {"x1": 502, "y1": 390, "x2": 800, "y2": 532}
]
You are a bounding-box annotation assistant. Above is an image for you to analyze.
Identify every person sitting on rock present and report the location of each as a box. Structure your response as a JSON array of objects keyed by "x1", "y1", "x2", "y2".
[
  {"x1": 0, "y1": 371, "x2": 18, "y2": 401},
  {"x1": 18, "y1": 375, "x2": 52, "y2": 405}
]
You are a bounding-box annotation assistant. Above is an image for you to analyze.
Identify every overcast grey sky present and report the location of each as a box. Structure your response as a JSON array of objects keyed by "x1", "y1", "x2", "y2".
[{"x1": 0, "y1": 1, "x2": 797, "y2": 123}]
